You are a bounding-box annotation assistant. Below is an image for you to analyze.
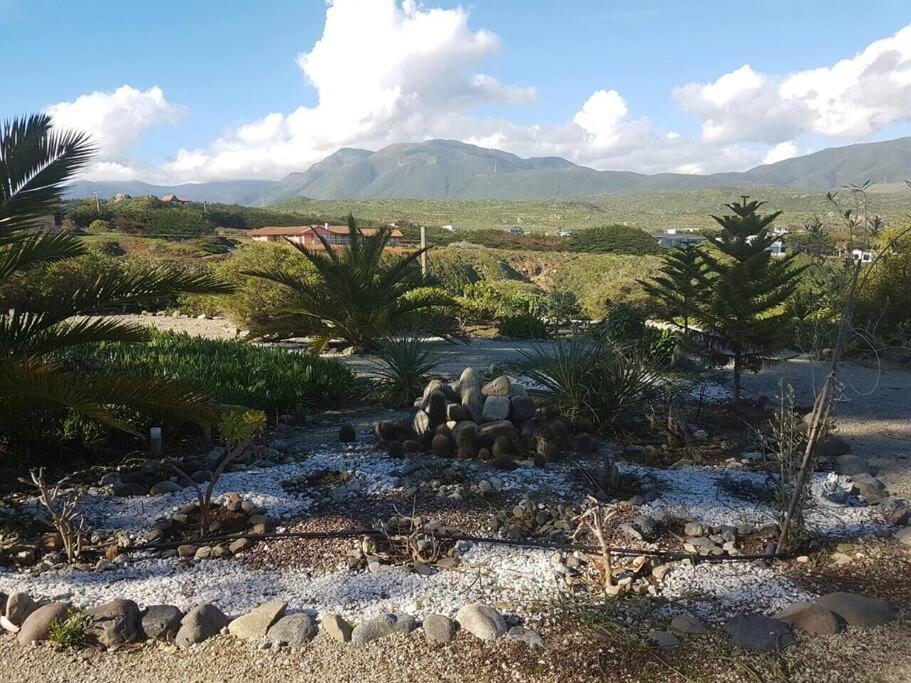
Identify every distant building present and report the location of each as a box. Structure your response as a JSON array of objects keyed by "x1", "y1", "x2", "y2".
[
  {"x1": 851, "y1": 248, "x2": 875, "y2": 263},
  {"x1": 767, "y1": 239, "x2": 786, "y2": 257},
  {"x1": 160, "y1": 194, "x2": 191, "y2": 205},
  {"x1": 504, "y1": 225, "x2": 524, "y2": 235},
  {"x1": 250, "y1": 223, "x2": 403, "y2": 248},
  {"x1": 651, "y1": 231, "x2": 706, "y2": 249},
  {"x1": 112, "y1": 193, "x2": 131, "y2": 202},
  {"x1": 441, "y1": 224, "x2": 455, "y2": 232},
  {"x1": 770, "y1": 225, "x2": 790, "y2": 236}
]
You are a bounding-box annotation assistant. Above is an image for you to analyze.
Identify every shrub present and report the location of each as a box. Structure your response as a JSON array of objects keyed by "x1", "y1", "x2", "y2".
[
  {"x1": 517, "y1": 340, "x2": 660, "y2": 431},
  {"x1": 48, "y1": 607, "x2": 90, "y2": 649},
  {"x1": 368, "y1": 335, "x2": 439, "y2": 407},
  {"x1": 87, "y1": 218, "x2": 113, "y2": 233},
  {"x1": 592, "y1": 302, "x2": 647, "y2": 343},
  {"x1": 498, "y1": 314, "x2": 549, "y2": 339},
  {"x1": 62, "y1": 331, "x2": 357, "y2": 414},
  {"x1": 567, "y1": 225, "x2": 659, "y2": 255}
]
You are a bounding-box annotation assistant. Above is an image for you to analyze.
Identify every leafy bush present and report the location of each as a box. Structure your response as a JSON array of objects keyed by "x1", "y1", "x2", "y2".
[
  {"x1": 368, "y1": 335, "x2": 439, "y2": 407},
  {"x1": 498, "y1": 314, "x2": 549, "y2": 339},
  {"x1": 87, "y1": 218, "x2": 113, "y2": 233},
  {"x1": 62, "y1": 331, "x2": 356, "y2": 414},
  {"x1": 48, "y1": 607, "x2": 90, "y2": 649},
  {"x1": 518, "y1": 340, "x2": 660, "y2": 430},
  {"x1": 592, "y1": 302, "x2": 647, "y2": 343},
  {"x1": 566, "y1": 225, "x2": 659, "y2": 255},
  {"x1": 854, "y1": 234, "x2": 911, "y2": 345}
]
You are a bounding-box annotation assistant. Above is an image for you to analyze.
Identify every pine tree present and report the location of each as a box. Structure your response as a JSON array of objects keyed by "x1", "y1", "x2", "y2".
[
  {"x1": 638, "y1": 243, "x2": 706, "y2": 335},
  {"x1": 695, "y1": 197, "x2": 805, "y2": 401}
]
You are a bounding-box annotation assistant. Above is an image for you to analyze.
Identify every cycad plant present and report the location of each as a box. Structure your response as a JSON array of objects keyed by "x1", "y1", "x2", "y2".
[
  {"x1": 244, "y1": 214, "x2": 460, "y2": 350},
  {"x1": 0, "y1": 114, "x2": 232, "y2": 433}
]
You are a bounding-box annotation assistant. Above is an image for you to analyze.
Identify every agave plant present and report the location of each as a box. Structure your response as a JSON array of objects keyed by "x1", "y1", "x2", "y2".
[
  {"x1": 368, "y1": 334, "x2": 440, "y2": 407},
  {"x1": 244, "y1": 214, "x2": 460, "y2": 350},
  {"x1": 0, "y1": 114, "x2": 232, "y2": 432}
]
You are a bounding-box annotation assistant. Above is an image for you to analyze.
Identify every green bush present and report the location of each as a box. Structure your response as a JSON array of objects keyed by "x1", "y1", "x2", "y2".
[
  {"x1": 498, "y1": 314, "x2": 549, "y2": 339},
  {"x1": 87, "y1": 218, "x2": 114, "y2": 233},
  {"x1": 567, "y1": 225, "x2": 659, "y2": 255},
  {"x1": 368, "y1": 335, "x2": 439, "y2": 407},
  {"x1": 592, "y1": 302, "x2": 647, "y2": 343},
  {"x1": 62, "y1": 331, "x2": 357, "y2": 414},
  {"x1": 49, "y1": 607, "x2": 91, "y2": 649}
]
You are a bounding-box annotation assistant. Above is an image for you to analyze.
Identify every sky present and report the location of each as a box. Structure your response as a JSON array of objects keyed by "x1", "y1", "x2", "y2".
[{"x1": 3, "y1": 0, "x2": 911, "y2": 183}]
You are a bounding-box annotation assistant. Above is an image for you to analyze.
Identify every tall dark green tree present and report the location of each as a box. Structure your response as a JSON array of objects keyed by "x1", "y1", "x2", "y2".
[
  {"x1": 637, "y1": 243, "x2": 706, "y2": 335},
  {"x1": 694, "y1": 198, "x2": 804, "y2": 401}
]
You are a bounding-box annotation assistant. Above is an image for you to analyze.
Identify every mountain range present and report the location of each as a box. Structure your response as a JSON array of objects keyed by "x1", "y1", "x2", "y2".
[{"x1": 65, "y1": 137, "x2": 911, "y2": 206}]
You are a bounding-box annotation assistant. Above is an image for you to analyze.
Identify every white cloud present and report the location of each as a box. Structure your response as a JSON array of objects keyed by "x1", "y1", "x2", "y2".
[
  {"x1": 46, "y1": 86, "x2": 184, "y2": 173},
  {"x1": 51, "y1": 5, "x2": 911, "y2": 182},
  {"x1": 676, "y1": 24, "x2": 911, "y2": 143}
]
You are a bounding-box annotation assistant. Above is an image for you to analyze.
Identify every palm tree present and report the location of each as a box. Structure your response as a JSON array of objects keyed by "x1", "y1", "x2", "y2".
[
  {"x1": 244, "y1": 214, "x2": 460, "y2": 350},
  {"x1": 0, "y1": 114, "x2": 232, "y2": 432}
]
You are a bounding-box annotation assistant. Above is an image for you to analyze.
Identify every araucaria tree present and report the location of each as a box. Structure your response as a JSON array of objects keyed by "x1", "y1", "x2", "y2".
[
  {"x1": 638, "y1": 243, "x2": 706, "y2": 335},
  {"x1": 694, "y1": 198, "x2": 804, "y2": 401},
  {"x1": 245, "y1": 214, "x2": 460, "y2": 350},
  {"x1": 0, "y1": 114, "x2": 231, "y2": 431}
]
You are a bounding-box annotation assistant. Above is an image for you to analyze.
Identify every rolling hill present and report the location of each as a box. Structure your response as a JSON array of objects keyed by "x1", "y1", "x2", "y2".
[{"x1": 66, "y1": 137, "x2": 911, "y2": 205}]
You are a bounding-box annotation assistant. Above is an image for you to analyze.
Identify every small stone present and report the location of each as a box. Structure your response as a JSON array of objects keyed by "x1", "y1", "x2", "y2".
[
  {"x1": 835, "y1": 454, "x2": 869, "y2": 476},
  {"x1": 112, "y1": 483, "x2": 147, "y2": 497},
  {"x1": 423, "y1": 614, "x2": 458, "y2": 643},
  {"x1": 482, "y1": 375, "x2": 511, "y2": 397},
  {"x1": 775, "y1": 603, "x2": 842, "y2": 635},
  {"x1": 461, "y1": 387, "x2": 484, "y2": 422},
  {"x1": 446, "y1": 403, "x2": 469, "y2": 421},
  {"x1": 815, "y1": 592, "x2": 896, "y2": 627},
  {"x1": 4, "y1": 592, "x2": 37, "y2": 627},
  {"x1": 670, "y1": 612, "x2": 708, "y2": 635},
  {"x1": 338, "y1": 424, "x2": 357, "y2": 442},
  {"x1": 266, "y1": 613, "x2": 317, "y2": 646},
  {"x1": 481, "y1": 396, "x2": 510, "y2": 422},
  {"x1": 17, "y1": 602, "x2": 68, "y2": 645},
  {"x1": 506, "y1": 625, "x2": 545, "y2": 648},
  {"x1": 878, "y1": 497, "x2": 911, "y2": 526},
  {"x1": 817, "y1": 436, "x2": 851, "y2": 458},
  {"x1": 177, "y1": 544, "x2": 196, "y2": 558},
  {"x1": 141, "y1": 605, "x2": 183, "y2": 640},
  {"x1": 229, "y1": 600, "x2": 287, "y2": 640},
  {"x1": 87, "y1": 598, "x2": 143, "y2": 647},
  {"x1": 193, "y1": 546, "x2": 212, "y2": 561},
  {"x1": 228, "y1": 538, "x2": 252, "y2": 554},
  {"x1": 150, "y1": 481, "x2": 183, "y2": 495},
  {"x1": 351, "y1": 614, "x2": 399, "y2": 645},
  {"x1": 647, "y1": 630, "x2": 680, "y2": 649},
  {"x1": 321, "y1": 613, "x2": 353, "y2": 643},
  {"x1": 895, "y1": 527, "x2": 911, "y2": 546},
  {"x1": 455, "y1": 603, "x2": 507, "y2": 641},
  {"x1": 175, "y1": 604, "x2": 229, "y2": 648},
  {"x1": 683, "y1": 521, "x2": 705, "y2": 537},
  {"x1": 723, "y1": 614, "x2": 795, "y2": 651}
]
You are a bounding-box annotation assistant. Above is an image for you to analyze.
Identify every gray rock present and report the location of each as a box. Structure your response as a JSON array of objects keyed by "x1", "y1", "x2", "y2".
[
  {"x1": 723, "y1": 614, "x2": 794, "y2": 651},
  {"x1": 482, "y1": 396, "x2": 511, "y2": 422},
  {"x1": 815, "y1": 592, "x2": 896, "y2": 627},
  {"x1": 775, "y1": 603, "x2": 842, "y2": 635},
  {"x1": 412, "y1": 410, "x2": 432, "y2": 437},
  {"x1": 506, "y1": 625, "x2": 544, "y2": 648},
  {"x1": 446, "y1": 403, "x2": 470, "y2": 421},
  {"x1": 150, "y1": 481, "x2": 183, "y2": 495},
  {"x1": 266, "y1": 613, "x2": 318, "y2": 646},
  {"x1": 423, "y1": 614, "x2": 458, "y2": 643},
  {"x1": 175, "y1": 603, "x2": 228, "y2": 648},
  {"x1": 4, "y1": 592, "x2": 37, "y2": 627},
  {"x1": 17, "y1": 602, "x2": 69, "y2": 645},
  {"x1": 351, "y1": 614, "x2": 399, "y2": 645},
  {"x1": 87, "y1": 598, "x2": 143, "y2": 647},
  {"x1": 391, "y1": 612, "x2": 418, "y2": 634},
  {"x1": 670, "y1": 612, "x2": 708, "y2": 635},
  {"x1": 851, "y1": 474, "x2": 886, "y2": 503},
  {"x1": 458, "y1": 368, "x2": 481, "y2": 392},
  {"x1": 455, "y1": 603, "x2": 507, "y2": 641},
  {"x1": 835, "y1": 454, "x2": 869, "y2": 476},
  {"x1": 647, "y1": 630, "x2": 680, "y2": 649},
  {"x1": 141, "y1": 605, "x2": 183, "y2": 640},
  {"x1": 321, "y1": 613, "x2": 353, "y2": 643},
  {"x1": 896, "y1": 527, "x2": 911, "y2": 546},
  {"x1": 508, "y1": 382, "x2": 528, "y2": 398},
  {"x1": 112, "y1": 483, "x2": 147, "y2": 497},
  {"x1": 509, "y1": 396, "x2": 536, "y2": 422},
  {"x1": 482, "y1": 375, "x2": 511, "y2": 397},
  {"x1": 229, "y1": 600, "x2": 287, "y2": 640},
  {"x1": 462, "y1": 387, "x2": 484, "y2": 422},
  {"x1": 818, "y1": 436, "x2": 851, "y2": 458},
  {"x1": 878, "y1": 497, "x2": 911, "y2": 526},
  {"x1": 683, "y1": 522, "x2": 705, "y2": 537}
]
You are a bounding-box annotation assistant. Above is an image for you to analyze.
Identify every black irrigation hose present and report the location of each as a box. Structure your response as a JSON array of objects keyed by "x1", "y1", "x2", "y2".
[{"x1": 116, "y1": 528, "x2": 793, "y2": 564}]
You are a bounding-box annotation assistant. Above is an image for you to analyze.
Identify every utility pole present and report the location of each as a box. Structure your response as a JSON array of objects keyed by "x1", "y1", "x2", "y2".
[
  {"x1": 420, "y1": 226, "x2": 427, "y2": 277},
  {"x1": 93, "y1": 191, "x2": 100, "y2": 212}
]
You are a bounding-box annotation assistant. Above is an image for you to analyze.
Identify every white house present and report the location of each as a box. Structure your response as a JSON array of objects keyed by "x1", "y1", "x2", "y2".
[
  {"x1": 651, "y1": 231, "x2": 706, "y2": 249},
  {"x1": 504, "y1": 225, "x2": 524, "y2": 235},
  {"x1": 441, "y1": 224, "x2": 455, "y2": 232},
  {"x1": 852, "y1": 248, "x2": 875, "y2": 263}
]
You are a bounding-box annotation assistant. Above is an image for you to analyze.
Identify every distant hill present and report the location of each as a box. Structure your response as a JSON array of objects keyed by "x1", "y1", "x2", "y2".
[{"x1": 66, "y1": 137, "x2": 911, "y2": 204}]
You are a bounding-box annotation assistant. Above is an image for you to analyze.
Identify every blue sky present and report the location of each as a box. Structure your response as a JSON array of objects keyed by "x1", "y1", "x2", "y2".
[{"x1": 3, "y1": 0, "x2": 911, "y2": 182}]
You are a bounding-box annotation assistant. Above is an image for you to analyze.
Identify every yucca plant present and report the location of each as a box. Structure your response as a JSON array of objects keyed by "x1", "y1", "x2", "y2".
[
  {"x1": 368, "y1": 334, "x2": 439, "y2": 407},
  {"x1": 243, "y1": 214, "x2": 461, "y2": 350},
  {"x1": 0, "y1": 114, "x2": 232, "y2": 433},
  {"x1": 517, "y1": 339, "x2": 660, "y2": 431}
]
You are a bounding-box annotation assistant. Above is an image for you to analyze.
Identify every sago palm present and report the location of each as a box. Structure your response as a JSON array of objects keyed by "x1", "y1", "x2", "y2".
[
  {"x1": 0, "y1": 113, "x2": 232, "y2": 432},
  {"x1": 245, "y1": 214, "x2": 460, "y2": 350}
]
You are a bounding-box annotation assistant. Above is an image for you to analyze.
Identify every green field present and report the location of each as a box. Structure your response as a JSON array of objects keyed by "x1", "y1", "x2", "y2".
[{"x1": 272, "y1": 185, "x2": 911, "y2": 232}]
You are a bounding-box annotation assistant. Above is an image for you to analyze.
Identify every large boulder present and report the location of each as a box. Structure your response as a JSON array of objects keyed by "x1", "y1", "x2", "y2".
[
  {"x1": 175, "y1": 603, "x2": 228, "y2": 648},
  {"x1": 482, "y1": 396, "x2": 510, "y2": 422},
  {"x1": 455, "y1": 603, "x2": 507, "y2": 641},
  {"x1": 723, "y1": 614, "x2": 794, "y2": 651},
  {"x1": 141, "y1": 605, "x2": 183, "y2": 640},
  {"x1": 461, "y1": 387, "x2": 484, "y2": 422},
  {"x1": 775, "y1": 603, "x2": 842, "y2": 635},
  {"x1": 87, "y1": 598, "x2": 143, "y2": 647},
  {"x1": 17, "y1": 602, "x2": 69, "y2": 645},
  {"x1": 458, "y1": 368, "x2": 481, "y2": 392},
  {"x1": 266, "y1": 613, "x2": 318, "y2": 646},
  {"x1": 815, "y1": 592, "x2": 896, "y2": 627},
  {"x1": 228, "y1": 600, "x2": 287, "y2": 640},
  {"x1": 4, "y1": 592, "x2": 37, "y2": 627}
]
